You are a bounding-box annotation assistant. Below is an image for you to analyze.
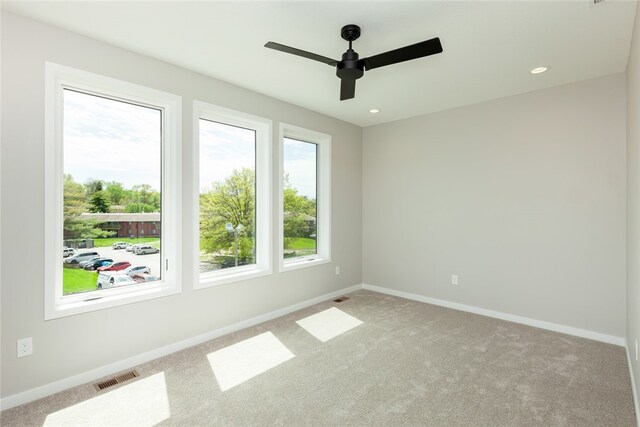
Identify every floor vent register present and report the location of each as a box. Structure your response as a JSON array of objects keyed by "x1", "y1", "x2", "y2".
[{"x1": 94, "y1": 370, "x2": 140, "y2": 391}]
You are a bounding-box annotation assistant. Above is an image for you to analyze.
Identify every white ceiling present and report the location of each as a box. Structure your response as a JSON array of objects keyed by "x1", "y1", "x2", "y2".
[{"x1": 3, "y1": 1, "x2": 637, "y2": 127}]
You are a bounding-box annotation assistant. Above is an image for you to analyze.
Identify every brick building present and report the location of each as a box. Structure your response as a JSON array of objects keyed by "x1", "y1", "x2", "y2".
[{"x1": 78, "y1": 212, "x2": 161, "y2": 238}]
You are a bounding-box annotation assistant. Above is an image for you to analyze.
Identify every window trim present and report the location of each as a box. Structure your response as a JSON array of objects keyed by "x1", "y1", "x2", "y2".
[
  {"x1": 278, "y1": 123, "x2": 331, "y2": 272},
  {"x1": 193, "y1": 101, "x2": 272, "y2": 288},
  {"x1": 44, "y1": 62, "x2": 182, "y2": 320}
]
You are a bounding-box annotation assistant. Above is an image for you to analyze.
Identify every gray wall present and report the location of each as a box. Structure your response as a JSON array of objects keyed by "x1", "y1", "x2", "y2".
[
  {"x1": 363, "y1": 74, "x2": 627, "y2": 338},
  {"x1": 627, "y1": 0, "x2": 640, "y2": 406},
  {"x1": 0, "y1": 12, "x2": 362, "y2": 398}
]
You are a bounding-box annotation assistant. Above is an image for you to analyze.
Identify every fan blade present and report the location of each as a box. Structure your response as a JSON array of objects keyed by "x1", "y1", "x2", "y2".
[
  {"x1": 340, "y1": 78, "x2": 356, "y2": 101},
  {"x1": 361, "y1": 37, "x2": 443, "y2": 71},
  {"x1": 265, "y1": 42, "x2": 338, "y2": 66}
]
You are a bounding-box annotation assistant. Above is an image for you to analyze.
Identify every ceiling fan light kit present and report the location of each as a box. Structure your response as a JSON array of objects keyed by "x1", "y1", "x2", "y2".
[{"x1": 265, "y1": 24, "x2": 443, "y2": 101}]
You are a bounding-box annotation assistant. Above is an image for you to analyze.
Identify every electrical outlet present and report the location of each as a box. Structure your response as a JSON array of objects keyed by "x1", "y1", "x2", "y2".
[
  {"x1": 335, "y1": 266, "x2": 340, "y2": 275},
  {"x1": 17, "y1": 337, "x2": 33, "y2": 358},
  {"x1": 451, "y1": 274, "x2": 458, "y2": 285}
]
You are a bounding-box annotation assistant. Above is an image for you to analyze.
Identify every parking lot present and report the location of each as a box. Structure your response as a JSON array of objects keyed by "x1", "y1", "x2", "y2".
[{"x1": 71, "y1": 245, "x2": 161, "y2": 277}]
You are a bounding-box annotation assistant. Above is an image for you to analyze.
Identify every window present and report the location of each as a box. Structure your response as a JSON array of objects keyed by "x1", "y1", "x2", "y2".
[
  {"x1": 283, "y1": 139, "x2": 317, "y2": 257},
  {"x1": 45, "y1": 63, "x2": 182, "y2": 319},
  {"x1": 279, "y1": 124, "x2": 331, "y2": 271},
  {"x1": 194, "y1": 102, "x2": 272, "y2": 287}
]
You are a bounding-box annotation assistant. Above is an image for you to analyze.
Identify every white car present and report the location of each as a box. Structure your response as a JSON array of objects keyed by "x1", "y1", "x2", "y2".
[
  {"x1": 126, "y1": 244, "x2": 145, "y2": 253},
  {"x1": 112, "y1": 242, "x2": 130, "y2": 250},
  {"x1": 96, "y1": 272, "x2": 136, "y2": 289},
  {"x1": 65, "y1": 251, "x2": 99, "y2": 264},
  {"x1": 124, "y1": 265, "x2": 151, "y2": 277},
  {"x1": 132, "y1": 273, "x2": 161, "y2": 283},
  {"x1": 135, "y1": 245, "x2": 159, "y2": 255},
  {"x1": 63, "y1": 247, "x2": 75, "y2": 258}
]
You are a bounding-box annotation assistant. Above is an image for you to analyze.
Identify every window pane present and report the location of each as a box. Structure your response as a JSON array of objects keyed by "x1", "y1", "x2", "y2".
[
  {"x1": 199, "y1": 119, "x2": 257, "y2": 273},
  {"x1": 62, "y1": 89, "x2": 162, "y2": 295},
  {"x1": 283, "y1": 138, "x2": 317, "y2": 259}
]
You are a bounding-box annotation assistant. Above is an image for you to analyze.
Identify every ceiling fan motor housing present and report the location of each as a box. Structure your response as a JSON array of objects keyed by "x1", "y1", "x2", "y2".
[{"x1": 336, "y1": 49, "x2": 364, "y2": 80}]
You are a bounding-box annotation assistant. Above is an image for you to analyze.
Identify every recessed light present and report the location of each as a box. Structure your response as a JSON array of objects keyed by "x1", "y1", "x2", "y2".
[
  {"x1": 530, "y1": 66, "x2": 548, "y2": 74},
  {"x1": 369, "y1": 108, "x2": 381, "y2": 114}
]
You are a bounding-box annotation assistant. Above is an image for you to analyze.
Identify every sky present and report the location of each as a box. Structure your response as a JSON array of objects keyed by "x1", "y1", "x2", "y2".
[
  {"x1": 199, "y1": 119, "x2": 254, "y2": 192},
  {"x1": 282, "y1": 138, "x2": 316, "y2": 199},
  {"x1": 63, "y1": 89, "x2": 317, "y2": 199},
  {"x1": 64, "y1": 89, "x2": 161, "y2": 190}
]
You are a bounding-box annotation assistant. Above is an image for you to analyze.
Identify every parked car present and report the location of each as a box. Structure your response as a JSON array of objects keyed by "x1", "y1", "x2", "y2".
[
  {"x1": 79, "y1": 256, "x2": 101, "y2": 268},
  {"x1": 97, "y1": 261, "x2": 131, "y2": 272},
  {"x1": 62, "y1": 247, "x2": 75, "y2": 258},
  {"x1": 65, "y1": 251, "x2": 99, "y2": 264},
  {"x1": 135, "y1": 245, "x2": 159, "y2": 255},
  {"x1": 132, "y1": 273, "x2": 161, "y2": 283},
  {"x1": 123, "y1": 265, "x2": 151, "y2": 277},
  {"x1": 96, "y1": 272, "x2": 137, "y2": 289},
  {"x1": 112, "y1": 242, "x2": 130, "y2": 250},
  {"x1": 126, "y1": 244, "x2": 145, "y2": 253},
  {"x1": 83, "y1": 258, "x2": 113, "y2": 271}
]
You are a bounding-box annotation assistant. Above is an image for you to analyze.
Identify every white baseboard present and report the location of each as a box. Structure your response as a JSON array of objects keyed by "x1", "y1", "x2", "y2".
[
  {"x1": 361, "y1": 284, "x2": 625, "y2": 346},
  {"x1": 0, "y1": 284, "x2": 362, "y2": 411},
  {"x1": 625, "y1": 342, "x2": 640, "y2": 427}
]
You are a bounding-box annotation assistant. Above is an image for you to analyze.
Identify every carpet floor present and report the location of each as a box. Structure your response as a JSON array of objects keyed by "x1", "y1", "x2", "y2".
[{"x1": 1, "y1": 290, "x2": 637, "y2": 426}]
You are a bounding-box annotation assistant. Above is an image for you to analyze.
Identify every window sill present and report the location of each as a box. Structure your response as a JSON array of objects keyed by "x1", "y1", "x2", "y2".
[
  {"x1": 280, "y1": 256, "x2": 331, "y2": 273},
  {"x1": 45, "y1": 282, "x2": 181, "y2": 320},
  {"x1": 196, "y1": 265, "x2": 272, "y2": 289}
]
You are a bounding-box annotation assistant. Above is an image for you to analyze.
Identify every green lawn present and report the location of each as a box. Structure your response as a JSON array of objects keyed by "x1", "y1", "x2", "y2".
[
  {"x1": 284, "y1": 237, "x2": 316, "y2": 250},
  {"x1": 63, "y1": 267, "x2": 98, "y2": 295},
  {"x1": 92, "y1": 237, "x2": 160, "y2": 248}
]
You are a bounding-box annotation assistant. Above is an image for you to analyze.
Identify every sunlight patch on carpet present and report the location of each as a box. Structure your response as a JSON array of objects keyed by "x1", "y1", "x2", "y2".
[
  {"x1": 207, "y1": 331, "x2": 295, "y2": 391},
  {"x1": 297, "y1": 307, "x2": 363, "y2": 342},
  {"x1": 43, "y1": 372, "x2": 170, "y2": 426}
]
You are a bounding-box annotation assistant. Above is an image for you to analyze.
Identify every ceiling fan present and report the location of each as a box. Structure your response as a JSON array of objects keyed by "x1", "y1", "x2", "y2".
[{"x1": 265, "y1": 24, "x2": 443, "y2": 101}]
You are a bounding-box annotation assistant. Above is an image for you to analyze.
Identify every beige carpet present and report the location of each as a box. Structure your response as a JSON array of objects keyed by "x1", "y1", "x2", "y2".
[{"x1": 1, "y1": 290, "x2": 637, "y2": 426}]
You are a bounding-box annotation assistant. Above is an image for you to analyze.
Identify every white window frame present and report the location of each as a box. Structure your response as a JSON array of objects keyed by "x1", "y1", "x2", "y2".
[
  {"x1": 44, "y1": 63, "x2": 182, "y2": 320},
  {"x1": 193, "y1": 101, "x2": 272, "y2": 288},
  {"x1": 279, "y1": 123, "x2": 331, "y2": 272}
]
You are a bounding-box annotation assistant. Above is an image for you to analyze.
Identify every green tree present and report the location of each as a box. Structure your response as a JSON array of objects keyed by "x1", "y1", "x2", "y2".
[
  {"x1": 199, "y1": 168, "x2": 255, "y2": 259},
  {"x1": 63, "y1": 175, "x2": 109, "y2": 239},
  {"x1": 128, "y1": 184, "x2": 160, "y2": 211},
  {"x1": 283, "y1": 174, "x2": 316, "y2": 240},
  {"x1": 124, "y1": 202, "x2": 156, "y2": 213},
  {"x1": 84, "y1": 178, "x2": 105, "y2": 196},
  {"x1": 89, "y1": 191, "x2": 110, "y2": 213},
  {"x1": 104, "y1": 181, "x2": 125, "y2": 205}
]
